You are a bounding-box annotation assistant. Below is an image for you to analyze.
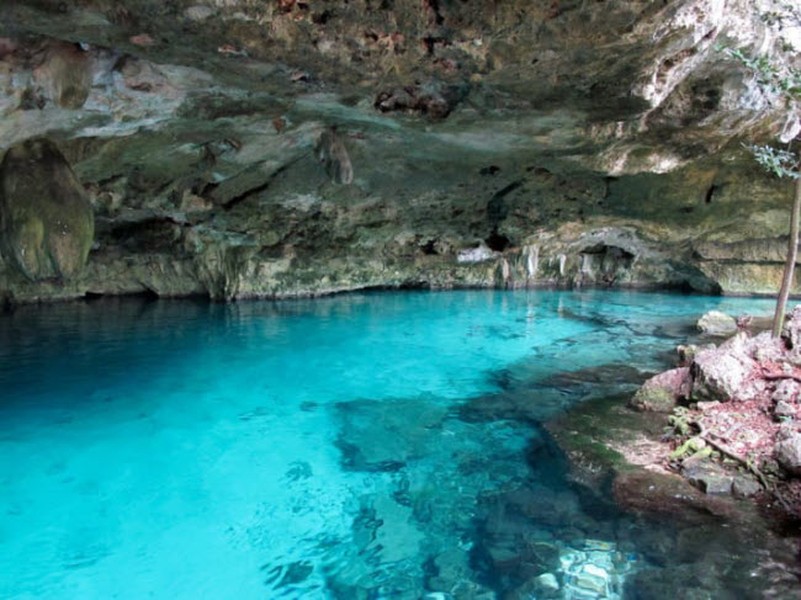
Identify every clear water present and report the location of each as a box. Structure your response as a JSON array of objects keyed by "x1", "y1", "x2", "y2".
[{"x1": 0, "y1": 290, "x2": 796, "y2": 599}]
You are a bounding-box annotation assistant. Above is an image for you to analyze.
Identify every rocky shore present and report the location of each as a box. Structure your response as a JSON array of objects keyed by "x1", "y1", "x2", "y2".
[{"x1": 628, "y1": 306, "x2": 801, "y2": 521}]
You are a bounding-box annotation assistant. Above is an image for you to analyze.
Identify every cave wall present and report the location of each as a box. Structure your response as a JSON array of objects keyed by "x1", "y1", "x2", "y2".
[{"x1": 0, "y1": 0, "x2": 799, "y2": 303}]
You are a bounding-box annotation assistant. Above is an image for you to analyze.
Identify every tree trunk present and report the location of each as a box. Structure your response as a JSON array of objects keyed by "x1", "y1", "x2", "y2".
[{"x1": 772, "y1": 178, "x2": 801, "y2": 337}]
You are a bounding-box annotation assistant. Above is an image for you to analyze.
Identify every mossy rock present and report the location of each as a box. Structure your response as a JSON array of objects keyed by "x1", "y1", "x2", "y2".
[
  {"x1": 0, "y1": 138, "x2": 94, "y2": 281},
  {"x1": 629, "y1": 385, "x2": 676, "y2": 413}
]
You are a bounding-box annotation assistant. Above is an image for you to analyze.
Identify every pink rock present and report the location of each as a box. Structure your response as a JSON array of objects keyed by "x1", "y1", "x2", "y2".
[
  {"x1": 692, "y1": 333, "x2": 757, "y2": 402},
  {"x1": 629, "y1": 367, "x2": 691, "y2": 412}
]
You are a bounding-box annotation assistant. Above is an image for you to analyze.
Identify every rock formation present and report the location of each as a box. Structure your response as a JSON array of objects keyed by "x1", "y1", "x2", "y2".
[
  {"x1": 630, "y1": 305, "x2": 801, "y2": 515},
  {"x1": 0, "y1": 137, "x2": 94, "y2": 281},
  {"x1": 0, "y1": 1, "x2": 799, "y2": 301}
]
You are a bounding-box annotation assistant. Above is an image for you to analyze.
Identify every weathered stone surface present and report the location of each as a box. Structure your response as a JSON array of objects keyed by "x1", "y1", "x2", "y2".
[
  {"x1": 772, "y1": 379, "x2": 801, "y2": 404},
  {"x1": 696, "y1": 310, "x2": 737, "y2": 337},
  {"x1": 629, "y1": 367, "x2": 691, "y2": 412},
  {"x1": 0, "y1": 1, "x2": 798, "y2": 301},
  {"x1": 731, "y1": 475, "x2": 762, "y2": 498},
  {"x1": 775, "y1": 432, "x2": 801, "y2": 476},
  {"x1": 682, "y1": 457, "x2": 734, "y2": 495},
  {"x1": 0, "y1": 138, "x2": 94, "y2": 281},
  {"x1": 691, "y1": 333, "x2": 757, "y2": 402}
]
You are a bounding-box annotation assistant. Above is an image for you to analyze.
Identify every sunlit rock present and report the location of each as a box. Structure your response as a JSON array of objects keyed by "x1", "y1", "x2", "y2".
[{"x1": 696, "y1": 310, "x2": 737, "y2": 336}]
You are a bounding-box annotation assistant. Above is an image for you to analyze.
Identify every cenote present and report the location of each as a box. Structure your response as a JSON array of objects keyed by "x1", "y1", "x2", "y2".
[{"x1": 0, "y1": 289, "x2": 798, "y2": 599}]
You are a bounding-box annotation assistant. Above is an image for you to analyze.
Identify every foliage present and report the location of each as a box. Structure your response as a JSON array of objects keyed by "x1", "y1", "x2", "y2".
[
  {"x1": 721, "y1": 46, "x2": 801, "y2": 99},
  {"x1": 746, "y1": 144, "x2": 801, "y2": 179}
]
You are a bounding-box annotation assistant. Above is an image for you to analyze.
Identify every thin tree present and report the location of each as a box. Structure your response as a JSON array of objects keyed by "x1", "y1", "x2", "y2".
[{"x1": 722, "y1": 2, "x2": 801, "y2": 336}]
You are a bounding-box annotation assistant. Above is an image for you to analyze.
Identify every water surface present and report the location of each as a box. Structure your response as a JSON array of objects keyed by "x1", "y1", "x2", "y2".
[{"x1": 0, "y1": 290, "x2": 796, "y2": 598}]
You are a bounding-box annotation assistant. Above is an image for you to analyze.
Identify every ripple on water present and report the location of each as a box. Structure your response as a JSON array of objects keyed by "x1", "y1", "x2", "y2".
[{"x1": 0, "y1": 290, "x2": 796, "y2": 598}]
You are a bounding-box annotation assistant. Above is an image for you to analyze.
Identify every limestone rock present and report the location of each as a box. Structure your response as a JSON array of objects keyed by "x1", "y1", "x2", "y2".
[
  {"x1": 772, "y1": 379, "x2": 801, "y2": 404},
  {"x1": 691, "y1": 333, "x2": 760, "y2": 402},
  {"x1": 731, "y1": 475, "x2": 762, "y2": 498},
  {"x1": 32, "y1": 41, "x2": 92, "y2": 109},
  {"x1": 782, "y1": 305, "x2": 801, "y2": 356},
  {"x1": 0, "y1": 2, "x2": 800, "y2": 301},
  {"x1": 681, "y1": 456, "x2": 733, "y2": 495},
  {"x1": 696, "y1": 310, "x2": 737, "y2": 336},
  {"x1": 315, "y1": 127, "x2": 353, "y2": 185},
  {"x1": 775, "y1": 432, "x2": 801, "y2": 476},
  {"x1": 629, "y1": 367, "x2": 691, "y2": 412},
  {"x1": 774, "y1": 400, "x2": 797, "y2": 419},
  {"x1": 0, "y1": 138, "x2": 94, "y2": 281}
]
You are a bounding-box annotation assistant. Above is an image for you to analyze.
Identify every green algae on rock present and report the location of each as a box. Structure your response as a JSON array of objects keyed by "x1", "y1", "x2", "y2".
[{"x1": 0, "y1": 137, "x2": 94, "y2": 282}]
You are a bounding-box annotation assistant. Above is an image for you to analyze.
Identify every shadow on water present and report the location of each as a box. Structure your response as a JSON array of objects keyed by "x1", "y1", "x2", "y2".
[
  {"x1": 1, "y1": 290, "x2": 796, "y2": 599},
  {"x1": 326, "y1": 357, "x2": 801, "y2": 599}
]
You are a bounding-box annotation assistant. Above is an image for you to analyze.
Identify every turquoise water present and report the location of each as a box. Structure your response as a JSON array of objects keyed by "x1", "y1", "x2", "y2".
[{"x1": 0, "y1": 290, "x2": 796, "y2": 599}]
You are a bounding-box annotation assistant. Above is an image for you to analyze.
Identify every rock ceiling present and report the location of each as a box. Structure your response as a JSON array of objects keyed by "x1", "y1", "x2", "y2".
[{"x1": 0, "y1": 0, "x2": 799, "y2": 302}]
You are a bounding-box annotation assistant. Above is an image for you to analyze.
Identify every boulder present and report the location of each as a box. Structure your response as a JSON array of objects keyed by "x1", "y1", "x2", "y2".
[
  {"x1": 774, "y1": 432, "x2": 801, "y2": 476},
  {"x1": 696, "y1": 310, "x2": 737, "y2": 336},
  {"x1": 772, "y1": 379, "x2": 801, "y2": 404},
  {"x1": 691, "y1": 333, "x2": 759, "y2": 402},
  {"x1": 629, "y1": 367, "x2": 691, "y2": 412},
  {"x1": 0, "y1": 138, "x2": 94, "y2": 281}
]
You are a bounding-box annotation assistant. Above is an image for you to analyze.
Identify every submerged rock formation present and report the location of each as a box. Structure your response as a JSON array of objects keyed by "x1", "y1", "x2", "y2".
[{"x1": 0, "y1": 0, "x2": 799, "y2": 301}]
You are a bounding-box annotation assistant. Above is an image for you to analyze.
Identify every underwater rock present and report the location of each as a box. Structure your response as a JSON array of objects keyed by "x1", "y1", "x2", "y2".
[
  {"x1": 681, "y1": 456, "x2": 734, "y2": 495},
  {"x1": 334, "y1": 397, "x2": 446, "y2": 471},
  {"x1": 0, "y1": 137, "x2": 94, "y2": 281},
  {"x1": 374, "y1": 81, "x2": 468, "y2": 120}
]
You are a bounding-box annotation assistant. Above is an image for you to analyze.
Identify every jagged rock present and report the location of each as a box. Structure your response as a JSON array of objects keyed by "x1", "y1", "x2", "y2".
[
  {"x1": 696, "y1": 310, "x2": 737, "y2": 336},
  {"x1": 457, "y1": 244, "x2": 496, "y2": 264},
  {"x1": 691, "y1": 333, "x2": 761, "y2": 402},
  {"x1": 374, "y1": 81, "x2": 468, "y2": 120},
  {"x1": 772, "y1": 379, "x2": 801, "y2": 404},
  {"x1": 0, "y1": 2, "x2": 800, "y2": 301},
  {"x1": 782, "y1": 305, "x2": 801, "y2": 357},
  {"x1": 774, "y1": 400, "x2": 797, "y2": 419},
  {"x1": 774, "y1": 432, "x2": 801, "y2": 476},
  {"x1": 629, "y1": 367, "x2": 691, "y2": 412},
  {"x1": 0, "y1": 138, "x2": 94, "y2": 281},
  {"x1": 315, "y1": 127, "x2": 353, "y2": 185}
]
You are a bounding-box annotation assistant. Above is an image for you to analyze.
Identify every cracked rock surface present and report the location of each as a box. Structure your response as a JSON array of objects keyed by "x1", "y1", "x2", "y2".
[{"x1": 0, "y1": 0, "x2": 799, "y2": 302}]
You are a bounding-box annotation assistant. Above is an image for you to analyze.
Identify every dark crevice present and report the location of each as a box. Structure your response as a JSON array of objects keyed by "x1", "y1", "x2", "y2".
[
  {"x1": 487, "y1": 179, "x2": 523, "y2": 229},
  {"x1": 485, "y1": 231, "x2": 511, "y2": 252},
  {"x1": 425, "y1": 0, "x2": 445, "y2": 25},
  {"x1": 221, "y1": 168, "x2": 286, "y2": 211},
  {"x1": 421, "y1": 239, "x2": 438, "y2": 255},
  {"x1": 493, "y1": 180, "x2": 524, "y2": 200},
  {"x1": 704, "y1": 184, "x2": 718, "y2": 204},
  {"x1": 603, "y1": 176, "x2": 617, "y2": 200}
]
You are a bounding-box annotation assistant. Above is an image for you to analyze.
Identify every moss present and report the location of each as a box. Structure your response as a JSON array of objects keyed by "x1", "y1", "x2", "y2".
[
  {"x1": 630, "y1": 386, "x2": 676, "y2": 412},
  {"x1": 0, "y1": 138, "x2": 94, "y2": 281}
]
